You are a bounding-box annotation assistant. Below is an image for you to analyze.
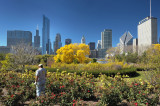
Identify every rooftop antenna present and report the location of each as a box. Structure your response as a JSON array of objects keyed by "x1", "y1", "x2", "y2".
[
  {"x1": 150, "y1": 0, "x2": 151, "y2": 18},
  {"x1": 37, "y1": 24, "x2": 39, "y2": 30}
]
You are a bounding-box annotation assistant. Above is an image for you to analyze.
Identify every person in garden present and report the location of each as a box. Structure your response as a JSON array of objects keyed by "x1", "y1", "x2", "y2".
[{"x1": 35, "y1": 64, "x2": 47, "y2": 97}]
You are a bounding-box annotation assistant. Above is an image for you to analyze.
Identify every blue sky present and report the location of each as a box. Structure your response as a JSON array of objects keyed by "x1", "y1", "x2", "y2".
[{"x1": 0, "y1": 0, "x2": 160, "y2": 47}]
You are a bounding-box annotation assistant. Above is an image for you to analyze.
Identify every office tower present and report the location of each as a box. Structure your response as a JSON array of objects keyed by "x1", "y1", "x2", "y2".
[
  {"x1": 138, "y1": 17, "x2": 157, "y2": 54},
  {"x1": 88, "y1": 42, "x2": 95, "y2": 50},
  {"x1": 133, "y1": 38, "x2": 138, "y2": 53},
  {"x1": 81, "y1": 35, "x2": 85, "y2": 44},
  {"x1": 42, "y1": 15, "x2": 51, "y2": 55},
  {"x1": 54, "y1": 33, "x2": 62, "y2": 54},
  {"x1": 98, "y1": 29, "x2": 112, "y2": 58},
  {"x1": 97, "y1": 40, "x2": 101, "y2": 49},
  {"x1": 34, "y1": 25, "x2": 40, "y2": 48},
  {"x1": 7, "y1": 30, "x2": 32, "y2": 47},
  {"x1": 138, "y1": 0, "x2": 157, "y2": 54},
  {"x1": 101, "y1": 29, "x2": 112, "y2": 49},
  {"x1": 119, "y1": 31, "x2": 133, "y2": 53},
  {"x1": 65, "y1": 39, "x2": 72, "y2": 45}
]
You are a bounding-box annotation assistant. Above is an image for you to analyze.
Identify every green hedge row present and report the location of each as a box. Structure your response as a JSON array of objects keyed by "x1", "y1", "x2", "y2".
[{"x1": 28, "y1": 67, "x2": 137, "y2": 77}]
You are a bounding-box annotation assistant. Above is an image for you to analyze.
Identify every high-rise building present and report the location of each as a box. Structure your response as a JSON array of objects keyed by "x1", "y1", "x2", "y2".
[
  {"x1": 7, "y1": 30, "x2": 32, "y2": 47},
  {"x1": 97, "y1": 40, "x2": 101, "y2": 49},
  {"x1": 34, "y1": 25, "x2": 40, "y2": 48},
  {"x1": 81, "y1": 35, "x2": 85, "y2": 44},
  {"x1": 65, "y1": 39, "x2": 72, "y2": 45},
  {"x1": 54, "y1": 33, "x2": 62, "y2": 54},
  {"x1": 133, "y1": 38, "x2": 138, "y2": 53},
  {"x1": 138, "y1": 17, "x2": 157, "y2": 54},
  {"x1": 88, "y1": 42, "x2": 95, "y2": 50},
  {"x1": 42, "y1": 15, "x2": 51, "y2": 55},
  {"x1": 98, "y1": 29, "x2": 112, "y2": 58},
  {"x1": 119, "y1": 31, "x2": 133, "y2": 53},
  {"x1": 101, "y1": 29, "x2": 112, "y2": 49}
]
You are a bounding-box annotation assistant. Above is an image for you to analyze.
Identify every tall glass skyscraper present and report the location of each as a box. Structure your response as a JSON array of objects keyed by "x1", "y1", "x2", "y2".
[
  {"x1": 42, "y1": 15, "x2": 51, "y2": 55},
  {"x1": 101, "y1": 29, "x2": 112, "y2": 50}
]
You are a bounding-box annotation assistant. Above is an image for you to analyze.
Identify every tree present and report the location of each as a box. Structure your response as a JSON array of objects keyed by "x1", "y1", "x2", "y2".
[
  {"x1": 54, "y1": 43, "x2": 90, "y2": 64},
  {"x1": 2, "y1": 43, "x2": 39, "y2": 72}
]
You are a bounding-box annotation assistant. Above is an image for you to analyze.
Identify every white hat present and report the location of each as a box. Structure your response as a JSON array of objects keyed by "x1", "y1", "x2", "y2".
[{"x1": 38, "y1": 64, "x2": 43, "y2": 67}]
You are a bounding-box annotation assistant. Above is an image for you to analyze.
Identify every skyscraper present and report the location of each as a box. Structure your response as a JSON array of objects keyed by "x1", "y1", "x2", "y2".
[
  {"x1": 97, "y1": 40, "x2": 101, "y2": 49},
  {"x1": 138, "y1": 17, "x2": 157, "y2": 54},
  {"x1": 65, "y1": 39, "x2": 72, "y2": 45},
  {"x1": 54, "y1": 33, "x2": 62, "y2": 54},
  {"x1": 88, "y1": 42, "x2": 95, "y2": 50},
  {"x1": 81, "y1": 35, "x2": 85, "y2": 44},
  {"x1": 120, "y1": 31, "x2": 133, "y2": 53},
  {"x1": 7, "y1": 30, "x2": 32, "y2": 47},
  {"x1": 101, "y1": 29, "x2": 112, "y2": 49},
  {"x1": 42, "y1": 15, "x2": 51, "y2": 55},
  {"x1": 34, "y1": 25, "x2": 40, "y2": 48},
  {"x1": 97, "y1": 29, "x2": 112, "y2": 58},
  {"x1": 138, "y1": 0, "x2": 158, "y2": 54}
]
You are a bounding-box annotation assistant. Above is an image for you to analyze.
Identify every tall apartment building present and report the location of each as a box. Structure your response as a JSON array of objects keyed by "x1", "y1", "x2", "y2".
[
  {"x1": 42, "y1": 15, "x2": 51, "y2": 55},
  {"x1": 54, "y1": 33, "x2": 62, "y2": 54},
  {"x1": 138, "y1": 17, "x2": 157, "y2": 54},
  {"x1": 65, "y1": 39, "x2": 72, "y2": 45},
  {"x1": 119, "y1": 31, "x2": 133, "y2": 54},
  {"x1": 7, "y1": 30, "x2": 32, "y2": 47}
]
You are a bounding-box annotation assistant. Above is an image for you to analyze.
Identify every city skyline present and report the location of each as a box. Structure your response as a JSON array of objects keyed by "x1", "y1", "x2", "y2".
[{"x1": 0, "y1": 0, "x2": 160, "y2": 47}]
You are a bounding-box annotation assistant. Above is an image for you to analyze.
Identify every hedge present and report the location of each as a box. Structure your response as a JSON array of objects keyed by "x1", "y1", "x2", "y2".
[{"x1": 28, "y1": 67, "x2": 137, "y2": 77}]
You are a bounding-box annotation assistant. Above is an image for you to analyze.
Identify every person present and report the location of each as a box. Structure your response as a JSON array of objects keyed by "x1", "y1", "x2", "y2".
[{"x1": 35, "y1": 64, "x2": 47, "y2": 97}]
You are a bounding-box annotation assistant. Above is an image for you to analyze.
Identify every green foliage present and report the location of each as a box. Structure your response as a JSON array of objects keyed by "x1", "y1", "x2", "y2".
[
  {"x1": 114, "y1": 52, "x2": 138, "y2": 63},
  {"x1": 56, "y1": 58, "x2": 61, "y2": 63},
  {"x1": 73, "y1": 59, "x2": 79, "y2": 64},
  {"x1": 91, "y1": 58, "x2": 97, "y2": 63},
  {"x1": 0, "y1": 53, "x2": 6, "y2": 61},
  {"x1": 1, "y1": 53, "x2": 15, "y2": 71}
]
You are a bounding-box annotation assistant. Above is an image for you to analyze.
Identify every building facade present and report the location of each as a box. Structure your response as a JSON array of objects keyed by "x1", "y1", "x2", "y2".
[
  {"x1": 101, "y1": 29, "x2": 112, "y2": 49},
  {"x1": 138, "y1": 17, "x2": 157, "y2": 54},
  {"x1": 65, "y1": 39, "x2": 72, "y2": 45},
  {"x1": 88, "y1": 42, "x2": 95, "y2": 50},
  {"x1": 42, "y1": 15, "x2": 51, "y2": 55},
  {"x1": 133, "y1": 38, "x2": 138, "y2": 53},
  {"x1": 54, "y1": 33, "x2": 62, "y2": 54},
  {"x1": 7, "y1": 30, "x2": 32, "y2": 47},
  {"x1": 119, "y1": 31, "x2": 133, "y2": 54},
  {"x1": 97, "y1": 40, "x2": 101, "y2": 49},
  {"x1": 81, "y1": 35, "x2": 85, "y2": 44},
  {"x1": 89, "y1": 50, "x2": 97, "y2": 58},
  {"x1": 99, "y1": 29, "x2": 112, "y2": 58},
  {"x1": 34, "y1": 26, "x2": 40, "y2": 48},
  {"x1": 0, "y1": 46, "x2": 10, "y2": 54}
]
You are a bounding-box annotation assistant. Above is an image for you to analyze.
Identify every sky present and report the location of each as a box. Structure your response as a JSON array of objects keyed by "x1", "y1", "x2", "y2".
[{"x1": 0, "y1": 0, "x2": 160, "y2": 47}]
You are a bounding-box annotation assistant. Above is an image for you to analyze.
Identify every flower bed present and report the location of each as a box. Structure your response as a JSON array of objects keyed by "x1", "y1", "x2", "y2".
[{"x1": 0, "y1": 71, "x2": 159, "y2": 105}]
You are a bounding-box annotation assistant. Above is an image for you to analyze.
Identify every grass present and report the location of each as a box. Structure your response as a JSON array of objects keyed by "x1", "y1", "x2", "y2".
[{"x1": 125, "y1": 71, "x2": 153, "y2": 82}]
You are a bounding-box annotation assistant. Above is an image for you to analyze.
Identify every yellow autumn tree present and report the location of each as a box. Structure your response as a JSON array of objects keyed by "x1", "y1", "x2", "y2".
[{"x1": 54, "y1": 43, "x2": 90, "y2": 64}]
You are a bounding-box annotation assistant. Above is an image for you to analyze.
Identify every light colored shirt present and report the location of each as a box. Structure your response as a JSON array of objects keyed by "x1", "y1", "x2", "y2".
[{"x1": 35, "y1": 68, "x2": 46, "y2": 82}]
